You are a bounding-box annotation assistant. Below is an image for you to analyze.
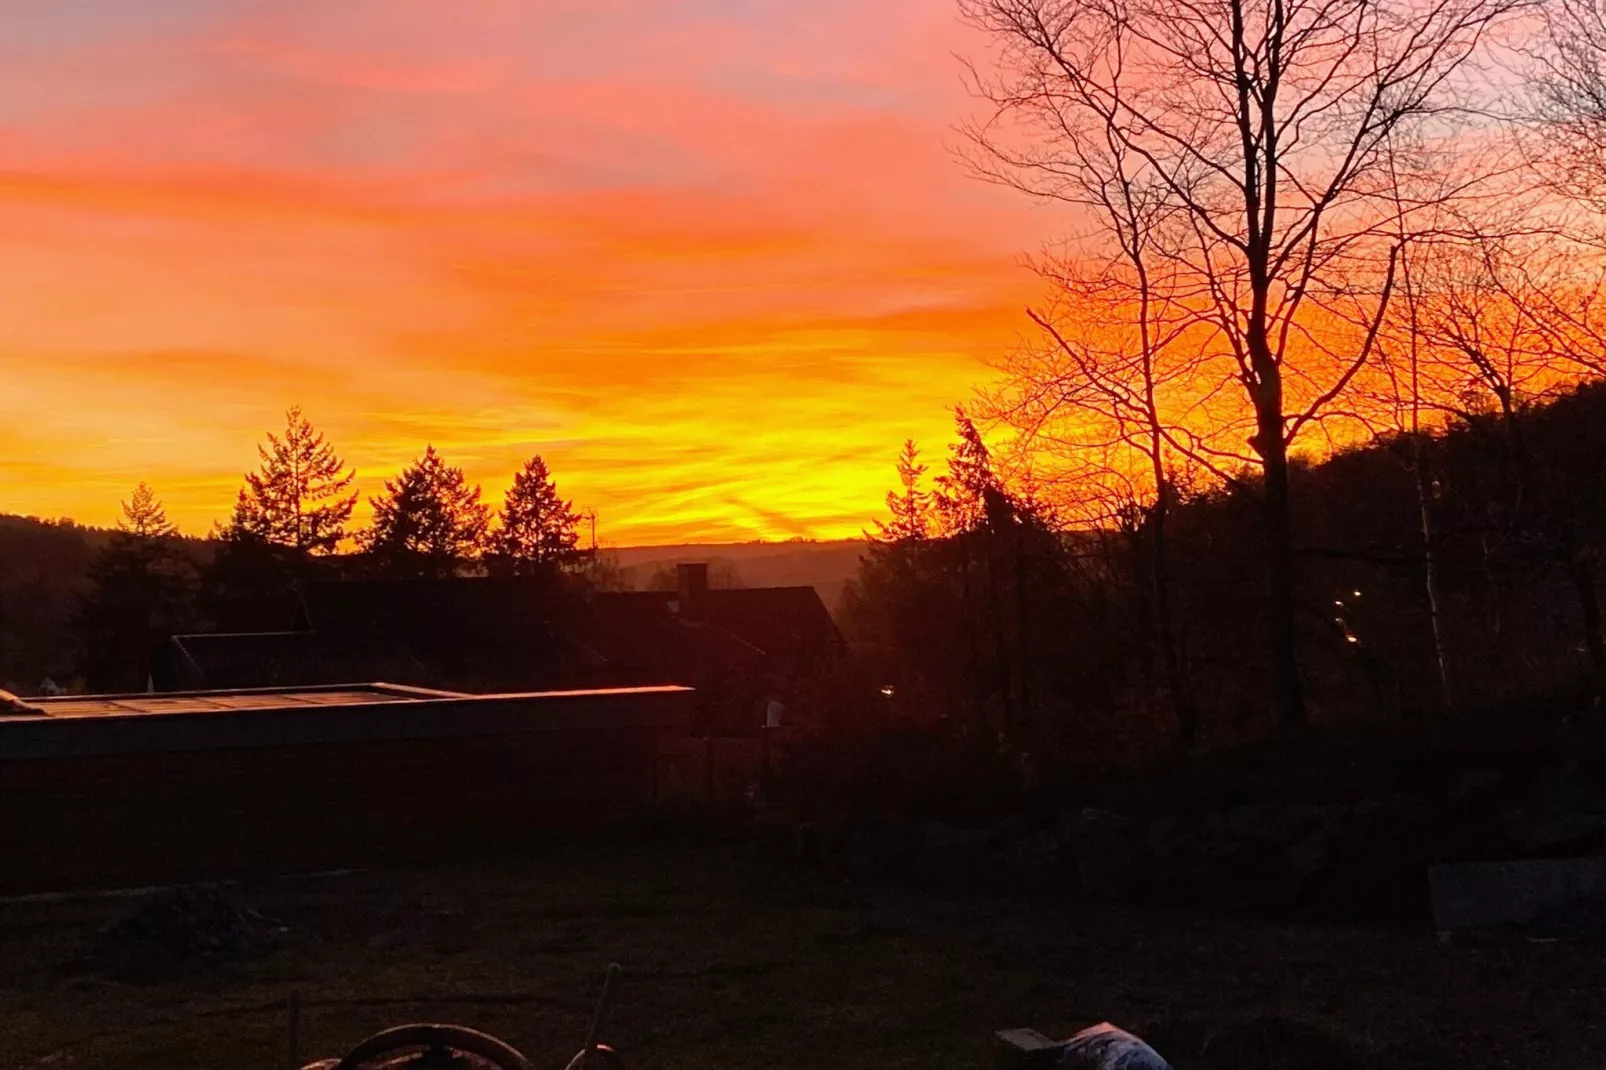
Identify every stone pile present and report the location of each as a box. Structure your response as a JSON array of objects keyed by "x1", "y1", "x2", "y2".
[
  {"x1": 94, "y1": 885, "x2": 286, "y2": 981},
  {"x1": 751, "y1": 760, "x2": 1606, "y2": 926}
]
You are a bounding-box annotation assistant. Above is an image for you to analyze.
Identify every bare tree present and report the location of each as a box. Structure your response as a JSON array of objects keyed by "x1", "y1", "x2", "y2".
[
  {"x1": 1411, "y1": 227, "x2": 1606, "y2": 682},
  {"x1": 1535, "y1": 0, "x2": 1606, "y2": 208},
  {"x1": 983, "y1": 240, "x2": 1209, "y2": 740},
  {"x1": 960, "y1": 0, "x2": 1521, "y2": 727}
]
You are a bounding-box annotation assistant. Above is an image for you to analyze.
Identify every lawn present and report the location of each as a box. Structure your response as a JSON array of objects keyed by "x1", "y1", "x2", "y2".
[{"x1": 2, "y1": 835, "x2": 1601, "y2": 1069}]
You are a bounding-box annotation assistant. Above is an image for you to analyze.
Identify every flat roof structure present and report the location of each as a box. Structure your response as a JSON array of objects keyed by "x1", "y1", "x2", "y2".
[
  {"x1": 22, "y1": 683, "x2": 463, "y2": 718},
  {"x1": 0, "y1": 682, "x2": 695, "y2": 760},
  {"x1": 0, "y1": 681, "x2": 702, "y2": 895}
]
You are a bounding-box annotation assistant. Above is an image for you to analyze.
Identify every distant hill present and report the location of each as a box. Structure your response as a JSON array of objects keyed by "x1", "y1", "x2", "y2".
[
  {"x1": 0, "y1": 514, "x2": 212, "y2": 692},
  {"x1": 605, "y1": 539, "x2": 869, "y2": 612}
]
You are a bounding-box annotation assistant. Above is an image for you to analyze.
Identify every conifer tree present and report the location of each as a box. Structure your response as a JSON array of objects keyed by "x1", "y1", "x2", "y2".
[
  {"x1": 120, "y1": 481, "x2": 179, "y2": 538},
  {"x1": 225, "y1": 406, "x2": 357, "y2": 556},
  {"x1": 77, "y1": 483, "x2": 193, "y2": 690},
  {"x1": 361, "y1": 445, "x2": 490, "y2": 578},
  {"x1": 872, "y1": 439, "x2": 932, "y2": 544},
  {"x1": 490, "y1": 454, "x2": 581, "y2": 574},
  {"x1": 933, "y1": 407, "x2": 1001, "y2": 536}
]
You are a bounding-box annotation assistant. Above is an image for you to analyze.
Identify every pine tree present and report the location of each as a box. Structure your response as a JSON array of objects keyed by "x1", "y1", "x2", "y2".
[
  {"x1": 361, "y1": 445, "x2": 490, "y2": 578},
  {"x1": 872, "y1": 439, "x2": 931, "y2": 544},
  {"x1": 490, "y1": 454, "x2": 581, "y2": 574},
  {"x1": 226, "y1": 406, "x2": 357, "y2": 556},
  {"x1": 120, "y1": 481, "x2": 179, "y2": 538},
  {"x1": 77, "y1": 484, "x2": 193, "y2": 690},
  {"x1": 933, "y1": 407, "x2": 1001, "y2": 536}
]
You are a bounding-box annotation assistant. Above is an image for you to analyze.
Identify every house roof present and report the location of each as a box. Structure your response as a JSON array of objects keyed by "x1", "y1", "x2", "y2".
[{"x1": 171, "y1": 576, "x2": 843, "y2": 693}]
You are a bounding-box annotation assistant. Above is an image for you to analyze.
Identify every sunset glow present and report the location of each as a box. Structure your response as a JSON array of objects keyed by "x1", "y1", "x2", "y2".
[{"x1": 0, "y1": 1, "x2": 1045, "y2": 542}]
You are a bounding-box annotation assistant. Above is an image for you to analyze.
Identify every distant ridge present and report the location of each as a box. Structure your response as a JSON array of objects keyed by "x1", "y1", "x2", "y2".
[{"x1": 604, "y1": 538, "x2": 868, "y2": 612}]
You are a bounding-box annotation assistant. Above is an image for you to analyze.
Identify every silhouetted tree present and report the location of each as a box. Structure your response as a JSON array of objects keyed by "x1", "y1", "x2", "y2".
[
  {"x1": 873, "y1": 439, "x2": 933, "y2": 544},
  {"x1": 75, "y1": 484, "x2": 194, "y2": 691},
  {"x1": 225, "y1": 406, "x2": 357, "y2": 557},
  {"x1": 489, "y1": 454, "x2": 581, "y2": 575},
  {"x1": 361, "y1": 446, "x2": 490, "y2": 578},
  {"x1": 960, "y1": 0, "x2": 1521, "y2": 727},
  {"x1": 1412, "y1": 231, "x2": 1606, "y2": 685},
  {"x1": 934, "y1": 408, "x2": 1000, "y2": 537},
  {"x1": 120, "y1": 482, "x2": 178, "y2": 538}
]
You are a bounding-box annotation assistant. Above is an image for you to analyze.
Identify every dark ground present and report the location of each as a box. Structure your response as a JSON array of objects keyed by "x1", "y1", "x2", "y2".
[{"x1": 1, "y1": 836, "x2": 1601, "y2": 1070}]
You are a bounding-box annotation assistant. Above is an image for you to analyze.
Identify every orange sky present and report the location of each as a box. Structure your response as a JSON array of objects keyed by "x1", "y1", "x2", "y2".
[{"x1": 0, "y1": 1, "x2": 1047, "y2": 543}]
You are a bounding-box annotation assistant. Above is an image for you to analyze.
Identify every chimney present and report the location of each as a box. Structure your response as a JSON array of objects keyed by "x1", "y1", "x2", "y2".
[{"x1": 676, "y1": 562, "x2": 709, "y2": 620}]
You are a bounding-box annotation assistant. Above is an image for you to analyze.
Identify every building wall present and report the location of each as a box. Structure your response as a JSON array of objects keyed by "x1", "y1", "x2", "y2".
[{"x1": 0, "y1": 689, "x2": 693, "y2": 893}]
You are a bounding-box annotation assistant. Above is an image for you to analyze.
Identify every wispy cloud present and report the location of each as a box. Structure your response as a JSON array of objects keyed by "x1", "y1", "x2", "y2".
[{"x1": 0, "y1": 0, "x2": 1042, "y2": 541}]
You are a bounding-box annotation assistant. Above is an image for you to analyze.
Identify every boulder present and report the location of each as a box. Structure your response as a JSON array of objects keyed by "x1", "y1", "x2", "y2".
[
  {"x1": 1066, "y1": 808, "x2": 1140, "y2": 901},
  {"x1": 998, "y1": 830, "x2": 1066, "y2": 889},
  {"x1": 790, "y1": 821, "x2": 823, "y2": 865},
  {"x1": 1532, "y1": 762, "x2": 1606, "y2": 815},
  {"x1": 1445, "y1": 767, "x2": 1506, "y2": 810},
  {"x1": 94, "y1": 885, "x2": 285, "y2": 982},
  {"x1": 748, "y1": 815, "x2": 793, "y2": 858},
  {"x1": 1223, "y1": 804, "x2": 1305, "y2": 845},
  {"x1": 1500, "y1": 806, "x2": 1606, "y2": 853},
  {"x1": 1284, "y1": 834, "x2": 1334, "y2": 880},
  {"x1": 917, "y1": 822, "x2": 990, "y2": 888},
  {"x1": 1429, "y1": 856, "x2": 1606, "y2": 933},
  {"x1": 988, "y1": 813, "x2": 1033, "y2": 848}
]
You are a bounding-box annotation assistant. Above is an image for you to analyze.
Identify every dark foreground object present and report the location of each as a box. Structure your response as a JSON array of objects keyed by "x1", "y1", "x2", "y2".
[
  {"x1": 0, "y1": 684, "x2": 692, "y2": 894},
  {"x1": 3, "y1": 839, "x2": 1603, "y2": 1069}
]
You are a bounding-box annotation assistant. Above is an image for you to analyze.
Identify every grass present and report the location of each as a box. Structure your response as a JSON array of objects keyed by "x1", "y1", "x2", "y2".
[{"x1": 2, "y1": 834, "x2": 1602, "y2": 1069}]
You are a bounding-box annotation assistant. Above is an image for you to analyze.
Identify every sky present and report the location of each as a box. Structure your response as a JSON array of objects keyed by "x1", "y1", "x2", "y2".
[{"x1": 0, "y1": 0, "x2": 1049, "y2": 544}]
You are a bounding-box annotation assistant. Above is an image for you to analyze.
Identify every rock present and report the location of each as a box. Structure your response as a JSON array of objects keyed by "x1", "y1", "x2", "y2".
[
  {"x1": 1223, "y1": 804, "x2": 1304, "y2": 845},
  {"x1": 837, "y1": 821, "x2": 882, "y2": 876},
  {"x1": 94, "y1": 885, "x2": 285, "y2": 983},
  {"x1": 1445, "y1": 767, "x2": 1506, "y2": 809},
  {"x1": 988, "y1": 813, "x2": 1032, "y2": 848},
  {"x1": 1430, "y1": 856, "x2": 1606, "y2": 933},
  {"x1": 1351, "y1": 795, "x2": 1391, "y2": 822},
  {"x1": 749, "y1": 815, "x2": 793, "y2": 857},
  {"x1": 1066, "y1": 808, "x2": 1140, "y2": 901},
  {"x1": 1501, "y1": 806, "x2": 1606, "y2": 853},
  {"x1": 1315, "y1": 803, "x2": 1351, "y2": 829},
  {"x1": 887, "y1": 821, "x2": 924, "y2": 877},
  {"x1": 998, "y1": 830, "x2": 1065, "y2": 888},
  {"x1": 1351, "y1": 792, "x2": 1435, "y2": 826},
  {"x1": 1533, "y1": 762, "x2": 1606, "y2": 815},
  {"x1": 917, "y1": 822, "x2": 990, "y2": 888},
  {"x1": 1142, "y1": 814, "x2": 1185, "y2": 858},
  {"x1": 790, "y1": 821, "x2": 823, "y2": 865},
  {"x1": 1284, "y1": 834, "x2": 1333, "y2": 879}
]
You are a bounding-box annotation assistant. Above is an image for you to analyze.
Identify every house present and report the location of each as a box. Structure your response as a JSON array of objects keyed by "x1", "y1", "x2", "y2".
[{"x1": 167, "y1": 564, "x2": 845, "y2": 731}]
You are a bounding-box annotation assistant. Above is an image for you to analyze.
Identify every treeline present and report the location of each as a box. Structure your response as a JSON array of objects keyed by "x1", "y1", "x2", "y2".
[
  {"x1": 843, "y1": 380, "x2": 1606, "y2": 764},
  {"x1": 833, "y1": 0, "x2": 1606, "y2": 758},
  {"x1": 4, "y1": 407, "x2": 602, "y2": 694}
]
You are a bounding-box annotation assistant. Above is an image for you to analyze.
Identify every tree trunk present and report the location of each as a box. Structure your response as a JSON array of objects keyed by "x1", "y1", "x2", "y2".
[
  {"x1": 1148, "y1": 480, "x2": 1195, "y2": 746},
  {"x1": 1566, "y1": 552, "x2": 1606, "y2": 689},
  {"x1": 1412, "y1": 447, "x2": 1454, "y2": 710},
  {"x1": 1261, "y1": 437, "x2": 1306, "y2": 730},
  {"x1": 1249, "y1": 292, "x2": 1307, "y2": 730}
]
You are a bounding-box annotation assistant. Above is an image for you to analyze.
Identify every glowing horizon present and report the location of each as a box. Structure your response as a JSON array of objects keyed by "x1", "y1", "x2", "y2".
[{"x1": 0, "y1": 1, "x2": 1046, "y2": 544}]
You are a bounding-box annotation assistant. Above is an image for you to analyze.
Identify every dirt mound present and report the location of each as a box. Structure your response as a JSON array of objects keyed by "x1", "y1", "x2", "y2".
[{"x1": 93, "y1": 885, "x2": 285, "y2": 982}]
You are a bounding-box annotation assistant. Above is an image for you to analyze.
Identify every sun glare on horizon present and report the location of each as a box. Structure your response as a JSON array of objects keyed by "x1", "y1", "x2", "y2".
[{"x1": 0, "y1": 0, "x2": 1044, "y2": 543}]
